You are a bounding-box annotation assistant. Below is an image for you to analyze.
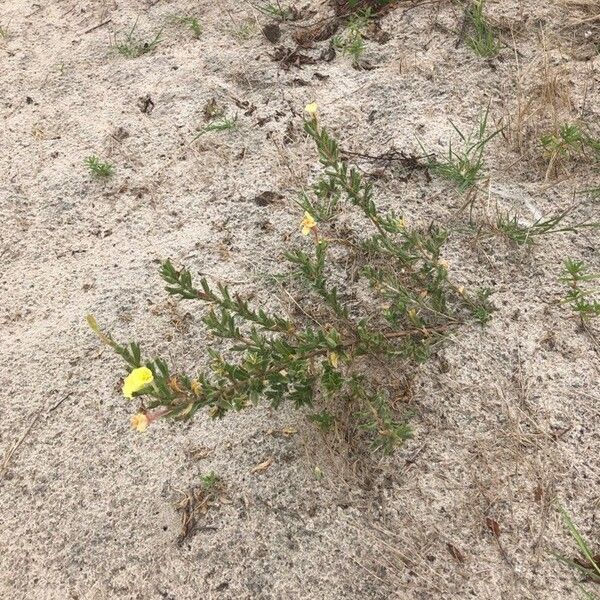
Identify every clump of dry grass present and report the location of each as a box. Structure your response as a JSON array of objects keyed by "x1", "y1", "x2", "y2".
[
  {"x1": 562, "y1": 0, "x2": 600, "y2": 25},
  {"x1": 501, "y1": 45, "x2": 573, "y2": 163},
  {"x1": 175, "y1": 473, "x2": 227, "y2": 544}
]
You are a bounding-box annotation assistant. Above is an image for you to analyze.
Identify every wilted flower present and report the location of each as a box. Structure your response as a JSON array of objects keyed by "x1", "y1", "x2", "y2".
[
  {"x1": 130, "y1": 413, "x2": 150, "y2": 432},
  {"x1": 191, "y1": 380, "x2": 203, "y2": 397}
]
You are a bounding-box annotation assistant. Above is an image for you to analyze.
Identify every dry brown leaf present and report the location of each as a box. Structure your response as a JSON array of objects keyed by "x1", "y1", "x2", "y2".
[
  {"x1": 446, "y1": 542, "x2": 465, "y2": 563},
  {"x1": 185, "y1": 445, "x2": 213, "y2": 461},
  {"x1": 486, "y1": 517, "x2": 501, "y2": 538}
]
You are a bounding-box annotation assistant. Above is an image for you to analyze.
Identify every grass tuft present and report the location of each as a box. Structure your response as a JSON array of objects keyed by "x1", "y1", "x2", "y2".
[
  {"x1": 425, "y1": 106, "x2": 501, "y2": 192},
  {"x1": 112, "y1": 20, "x2": 162, "y2": 58},
  {"x1": 85, "y1": 156, "x2": 114, "y2": 178},
  {"x1": 172, "y1": 15, "x2": 202, "y2": 38},
  {"x1": 193, "y1": 115, "x2": 238, "y2": 140},
  {"x1": 555, "y1": 505, "x2": 600, "y2": 598},
  {"x1": 561, "y1": 259, "x2": 600, "y2": 320},
  {"x1": 332, "y1": 9, "x2": 373, "y2": 66},
  {"x1": 495, "y1": 208, "x2": 594, "y2": 246},
  {"x1": 465, "y1": 0, "x2": 500, "y2": 58},
  {"x1": 252, "y1": 1, "x2": 298, "y2": 21}
]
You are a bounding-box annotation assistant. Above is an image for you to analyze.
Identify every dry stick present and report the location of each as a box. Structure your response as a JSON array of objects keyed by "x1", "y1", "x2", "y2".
[
  {"x1": 357, "y1": 523, "x2": 448, "y2": 595},
  {"x1": 49, "y1": 392, "x2": 72, "y2": 412},
  {"x1": 83, "y1": 19, "x2": 112, "y2": 34},
  {"x1": 581, "y1": 321, "x2": 600, "y2": 358},
  {"x1": 1, "y1": 392, "x2": 71, "y2": 476},
  {"x1": 570, "y1": 13, "x2": 600, "y2": 24},
  {"x1": 0, "y1": 407, "x2": 43, "y2": 477}
]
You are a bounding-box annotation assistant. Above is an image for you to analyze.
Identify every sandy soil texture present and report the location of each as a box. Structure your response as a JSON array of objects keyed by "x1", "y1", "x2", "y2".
[{"x1": 1, "y1": 1, "x2": 599, "y2": 598}]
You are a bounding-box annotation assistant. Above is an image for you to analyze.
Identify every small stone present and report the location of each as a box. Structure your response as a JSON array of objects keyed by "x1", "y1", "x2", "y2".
[{"x1": 262, "y1": 23, "x2": 281, "y2": 44}]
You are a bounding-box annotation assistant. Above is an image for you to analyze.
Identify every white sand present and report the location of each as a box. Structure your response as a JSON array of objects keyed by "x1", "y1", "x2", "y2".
[{"x1": 1, "y1": 1, "x2": 599, "y2": 598}]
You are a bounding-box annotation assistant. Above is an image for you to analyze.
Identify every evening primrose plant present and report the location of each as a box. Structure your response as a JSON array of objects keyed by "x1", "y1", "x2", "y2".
[{"x1": 89, "y1": 104, "x2": 493, "y2": 453}]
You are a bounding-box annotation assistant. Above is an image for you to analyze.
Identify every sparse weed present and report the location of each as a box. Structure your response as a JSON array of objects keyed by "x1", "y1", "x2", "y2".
[
  {"x1": 200, "y1": 471, "x2": 219, "y2": 489},
  {"x1": 89, "y1": 109, "x2": 494, "y2": 453},
  {"x1": 172, "y1": 15, "x2": 202, "y2": 38},
  {"x1": 465, "y1": 0, "x2": 500, "y2": 58},
  {"x1": 85, "y1": 155, "x2": 114, "y2": 178},
  {"x1": 541, "y1": 123, "x2": 585, "y2": 159},
  {"x1": 471, "y1": 288, "x2": 494, "y2": 324},
  {"x1": 425, "y1": 106, "x2": 501, "y2": 192},
  {"x1": 231, "y1": 20, "x2": 258, "y2": 41},
  {"x1": 555, "y1": 505, "x2": 600, "y2": 598},
  {"x1": 112, "y1": 21, "x2": 162, "y2": 58},
  {"x1": 495, "y1": 208, "x2": 592, "y2": 246},
  {"x1": 561, "y1": 259, "x2": 600, "y2": 320},
  {"x1": 309, "y1": 410, "x2": 336, "y2": 432},
  {"x1": 0, "y1": 24, "x2": 9, "y2": 40},
  {"x1": 541, "y1": 123, "x2": 600, "y2": 177},
  {"x1": 332, "y1": 9, "x2": 373, "y2": 66},
  {"x1": 193, "y1": 115, "x2": 238, "y2": 140},
  {"x1": 253, "y1": 1, "x2": 297, "y2": 21}
]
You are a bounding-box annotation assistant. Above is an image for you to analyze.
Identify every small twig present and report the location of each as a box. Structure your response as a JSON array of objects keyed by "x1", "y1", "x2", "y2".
[
  {"x1": 83, "y1": 19, "x2": 112, "y2": 34},
  {"x1": 341, "y1": 147, "x2": 434, "y2": 165},
  {"x1": 49, "y1": 392, "x2": 72, "y2": 412},
  {"x1": 0, "y1": 408, "x2": 43, "y2": 477},
  {"x1": 1, "y1": 392, "x2": 74, "y2": 476}
]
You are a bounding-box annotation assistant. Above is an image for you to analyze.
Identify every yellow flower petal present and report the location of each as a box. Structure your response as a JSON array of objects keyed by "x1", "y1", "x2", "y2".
[
  {"x1": 328, "y1": 352, "x2": 339, "y2": 369},
  {"x1": 130, "y1": 413, "x2": 150, "y2": 432},
  {"x1": 300, "y1": 211, "x2": 316, "y2": 236},
  {"x1": 305, "y1": 102, "x2": 318, "y2": 116},
  {"x1": 122, "y1": 367, "x2": 154, "y2": 399}
]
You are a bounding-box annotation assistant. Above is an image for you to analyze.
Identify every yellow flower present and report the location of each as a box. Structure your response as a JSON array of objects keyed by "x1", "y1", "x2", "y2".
[
  {"x1": 407, "y1": 308, "x2": 417, "y2": 321},
  {"x1": 458, "y1": 285, "x2": 465, "y2": 295},
  {"x1": 396, "y1": 217, "x2": 406, "y2": 230},
  {"x1": 130, "y1": 413, "x2": 149, "y2": 432},
  {"x1": 191, "y1": 379, "x2": 203, "y2": 397},
  {"x1": 305, "y1": 102, "x2": 318, "y2": 117},
  {"x1": 437, "y1": 259, "x2": 450, "y2": 270},
  {"x1": 122, "y1": 367, "x2": 154, "y2": 399},
  {"x1": 328, "y1": 352, "x2": 339, "y2": 369},
  {"x1": 301, "y1": 212, "x2": 316, "y2": 235}
]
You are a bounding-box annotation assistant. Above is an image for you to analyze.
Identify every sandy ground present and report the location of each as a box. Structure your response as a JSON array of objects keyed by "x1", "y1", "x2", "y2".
[{"x1": 1, "y1": 0, "x2": 599, "y2": 598}]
